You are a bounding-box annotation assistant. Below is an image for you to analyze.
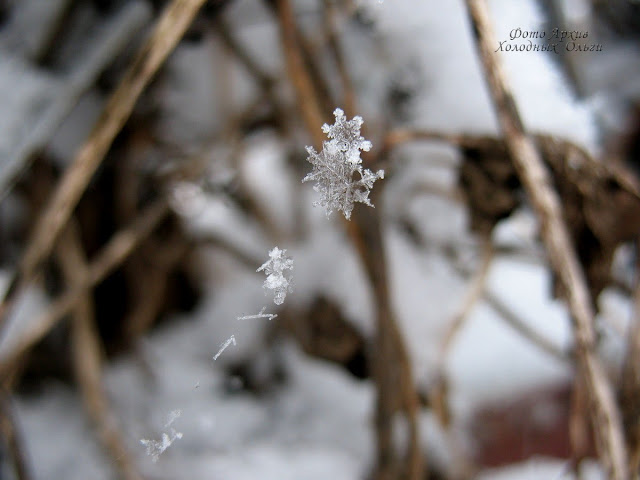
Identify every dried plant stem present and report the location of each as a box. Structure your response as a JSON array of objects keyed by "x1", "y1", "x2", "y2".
[
  {"x1": 483, "y1": 290, "x2": 569, "y2": 363},
  {"x1": 323, "y1": 1, "x2": 356, "y2": 117},
  {"x1": 437, "y1": 238, "x2": 494, "y2": 370},
  {"x1": 348, "y1": 204, "x2": 424, "y2": 480},
  {"x1": 620, "y1": 240, "x2": 640, "y2": 478},
  {"x1": 0, "y1": 392, "x2": 33, "y2": 480},
  {"x1": 570, "y1": 374, "x2": 591, "y2": 479},
  {"x1": 438, "y1": 238, "x2": 569, "y2": 363},
  {"x1": 465, "y1": 1, "x2": 628, "y2": 478},
  {"x1": 275, "y1": 0, "x2": 326, "y2": 146},
  {"x1": 0, "y1": 0, "x2": 209, "y2": 331},
  {"x1": 55, "y1": 222, "x2": 143, "y2": 480},
  {"x1": 274, "y1": 1, "x2": 423, "y2": 476},
  {"x1": 124, "y1": 238, "x2": 190, "y2": 341},
  {"x1": 0, "y1": 200, "x2": 169, "y2": 380},
  {"x1": 215, "y1": 18, "x2": 275, "y2": 90}
]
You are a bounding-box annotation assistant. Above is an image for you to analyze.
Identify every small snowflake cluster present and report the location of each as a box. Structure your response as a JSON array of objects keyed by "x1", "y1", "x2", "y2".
[
  {"x1": 257, "y1": 246, "x2": 294, "y2": 305},
  {"x1": 303, "y1": 108, "x2": 384, "y2": 220},
  {"x1": 140, "y1": 410, "x2": 182, "y2": 463}
]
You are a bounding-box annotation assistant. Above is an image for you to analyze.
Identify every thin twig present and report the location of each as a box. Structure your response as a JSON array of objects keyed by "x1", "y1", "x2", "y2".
[
  {"x1": 55, "y1": 221, "x2": 144, "y2": 480},
  {"x1": 437, "y1": 238, "x2": 494, "y2": 370},
  {"x1": 0, "y1": 200, "x2": 169, "y2": 380},
  {"x1": 0, "y1": 391, "x2": 33, "y2": 480},
  {"x1": 464, "y1": 1, "x2": 628, "y2": 478},
  {"x1": 323, "y1": 1, "x2": 356, "y2": 117},
  {"x1": 124, "y1": 237, "x2": 191, "y2": 341},
  {"x1": 215, "y1": 18, "x2": 275, "y2": 89},
  {"x1": 196, "y1": 234, "x2": 263, "y2": 270},
  {"x1": 483, "y1": 289, "x2": 569, "y2": 364},
  {"x1": 0, "y1": 0, "x2": 211, "y2": 332},
  {"x1": 275, "y1": 0, "x2": 326, "y2": 147},
  {"x1": 436, "y1": 237, "x2": 570, "y2": 364},
  {"x1": 274, "y1": 2, "x2": 424, "y2": 477},
  {"x1": 619, "y1": 240, "x2": 640, "y2": 478}
]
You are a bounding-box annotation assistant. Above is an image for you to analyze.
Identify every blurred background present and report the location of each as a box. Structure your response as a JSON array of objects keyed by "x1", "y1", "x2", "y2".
[{"x1": 0, "y1": 0, "x2": 639, "y2": 479}]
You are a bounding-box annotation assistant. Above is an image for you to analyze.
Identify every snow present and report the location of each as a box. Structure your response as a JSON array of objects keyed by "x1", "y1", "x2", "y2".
[
  {"x1": 257, "y1": 247, "x2": 294, "y2": 305},
  {"x1": 303, "y1": 108, "x2": 383, "y2": 220}
]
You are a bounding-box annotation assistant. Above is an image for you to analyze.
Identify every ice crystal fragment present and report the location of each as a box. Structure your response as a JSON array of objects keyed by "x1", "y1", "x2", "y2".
[
  {"x1": 237, "y1": 306, "x2": 278, "y2": 321},
  {"x1": 213, "y1": 335, "x2": 236, "y2": 361},
  {"x1": 140, "y1": 430, "x2": 183, "y2": 463},
  {"x1": 256, "y1": 247, "x2": 293, "y2": 305},
  {"x1": 140, "y1": 410, "x2": 183, "y2": 463},
  {"x1": 303, "y1": 108, "x2": 384, "y2": 220}
]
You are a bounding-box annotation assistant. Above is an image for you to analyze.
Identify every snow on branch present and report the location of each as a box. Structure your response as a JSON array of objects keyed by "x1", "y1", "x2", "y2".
[
  {"x1": 303, "y1": 108, "x2": 384, "y2": 220},
  {"x1": 257, "y1": 247, "x2": 293, "y2": 305}
]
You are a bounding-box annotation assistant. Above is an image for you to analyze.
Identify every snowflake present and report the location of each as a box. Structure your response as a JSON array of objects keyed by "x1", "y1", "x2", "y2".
[
  {"x1": 257, "y1": 247, "x2": 293, "y2": 305},
  {"x1": 140, "y1": 410, "x2": 183, "y2": 463},
  {"x1": 140, "y1": 430, "x2": 183, "y2": 463},
  {"x1": 303, "y1": 108, "x2": 384, "y2": 220}
]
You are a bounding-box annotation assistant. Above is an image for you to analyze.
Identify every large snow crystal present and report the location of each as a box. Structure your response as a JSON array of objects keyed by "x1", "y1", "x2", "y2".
[
  {"x1": 303, "y1": 108, "x2": 384, "y2": 220},
  {"x1": 257, "y1": 247, "x2": 294, "y2": 305}
]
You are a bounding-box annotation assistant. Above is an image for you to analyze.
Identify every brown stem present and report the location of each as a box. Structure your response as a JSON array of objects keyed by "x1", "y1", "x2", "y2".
[
  {"x1": 323, "y1": 0, "x2": 356, "y2": 117},
  {"x1": 55, "y1": 221, "x2": 144, "y2": 480},
  {"x1": 0, "y1": 200, "x2": 169, "y2": 380},
  {"x1": 437, "y1": 238, "x2": 493, "y2": 370},
  {"x1": 464, "y1": 1, "x2": 628, "y2": 478},
  {"x1": 274, "y1": 1, "x2": 423, "y2": 476},
  {"x1": 619, "y1": 240, "x2": 640, "y2": 478},
  {"x1": 348, "y1": 202, "x2": 424, "y2": 480},
  {"x1": 0, "y1": 392, "x2": 33, "y2": 480},
  {"x1": 275, "y1": 0, "x2": 326, "y2": 147}
]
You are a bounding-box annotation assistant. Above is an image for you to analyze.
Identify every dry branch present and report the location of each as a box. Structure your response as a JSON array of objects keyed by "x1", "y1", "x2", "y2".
[
  {"x1": 274, "y1": 1, "x2": 424, "y2": 477},
  {"x1": 55, "y1": 222, "x2": 143, "y2": 480},
  {"x1": 275, "y1": 0, "x2": 326, "y2": 146},
  {"x1": 0, "y1": 392, "x2": 32, "y2": 480},
  {"x1": 434, "y1": 235, "x2": 569, "y2": 364},
  {"x1": 464, "y1": 1, "x2": 628, "y2": 478},
  {"x1": 0, "y1": 0, "x2": 211, "y2": 332},
  {"x1": 437, "y1": 238, "x2": 494, "y2": 369},
  {"x1": 323, "y1": 1, "x2": 356, "y2": 117},
  {"x1": 0, "y1": 200, "x2": 169, "y2": 380},
  {"x1": 619, "y1": 241, "x2": 640, "y2": 477}
]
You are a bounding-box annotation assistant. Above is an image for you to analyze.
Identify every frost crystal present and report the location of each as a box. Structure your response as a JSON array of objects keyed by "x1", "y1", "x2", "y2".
[
  {"x1": 140, "y1": 430, "x2": 183, "y2": 463},
  {"x1": 140, "y1": 410, "x2": 183, "y2": 463},
  {"x1": 303, "y1": 108, "x2": 384, "y2": 220},
  {"x1": 257, "y1": 247, "x2": 293, "y2": 305},
  {"x1": 237, "y1": 306, "x2": 278, "y2": 321},
  {"x1": 213, "y1": 335, "x2": 236, "y2": 361}
]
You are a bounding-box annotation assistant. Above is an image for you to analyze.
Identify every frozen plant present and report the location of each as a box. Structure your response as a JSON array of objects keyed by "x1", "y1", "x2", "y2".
[
  {"x1": 303, "y1": 108, "x2": 384, "y2": 220},
  {"x1": 257, "y1": 247, "x2": 293, "y2": 305}
]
